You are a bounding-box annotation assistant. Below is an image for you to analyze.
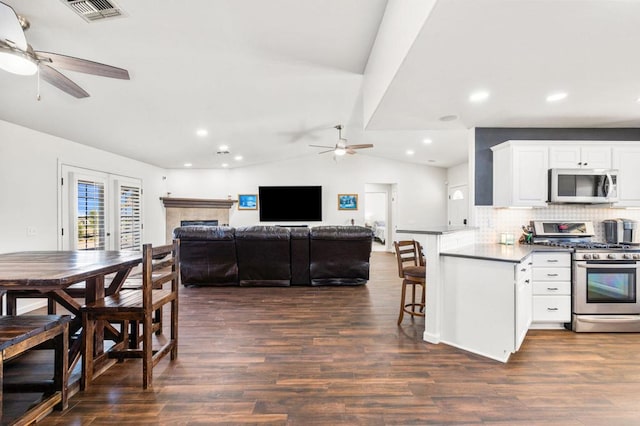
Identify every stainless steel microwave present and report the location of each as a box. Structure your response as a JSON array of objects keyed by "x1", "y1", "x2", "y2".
[{"x1": 548, "y1": 168, "x2": 618, "y2": 203}]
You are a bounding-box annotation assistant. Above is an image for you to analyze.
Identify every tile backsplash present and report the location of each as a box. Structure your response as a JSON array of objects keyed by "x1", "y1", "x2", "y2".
[{"x1": 475, "y1": 205, "x2": 640, "y2": 244}]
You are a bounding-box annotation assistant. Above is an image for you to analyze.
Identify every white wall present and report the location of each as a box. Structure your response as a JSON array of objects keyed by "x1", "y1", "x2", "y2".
[
  {"x1": 166, "y1": 154, "x2": 447, "y2": 229},
  {"x1": 0, "y1": 120, "x2": 167, "y2": 253},
  {"x1": 446, "y1": 162, "x2": 468, "y2": 187},
  {"x1": 364, "y1": 192, "x2": 387, "y2": 224}
]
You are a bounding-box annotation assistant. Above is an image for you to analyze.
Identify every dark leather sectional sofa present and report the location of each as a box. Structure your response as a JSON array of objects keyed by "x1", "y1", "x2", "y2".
[{"x1": 173, "y1": 225, "x2": 373, "y2": 286}]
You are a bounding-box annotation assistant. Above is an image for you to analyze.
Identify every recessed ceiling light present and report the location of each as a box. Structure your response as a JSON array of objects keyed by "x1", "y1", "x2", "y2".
[
  {"x1": 184, "y1": 163, "x2": 192, "y2": 167},
  {"x1": 234, "y1": 155, "x2": 243, "y2": 161},
  {"x1": 196, "y1": 129, "x2": 208, "y2": 137},
  {"x1": 439, "y1": 115, "x2": 458, "y2": 122},
  {"x1": 423, "y1": 138, "x2": 433, "y2": 145},
  {"x1": 221, "y1": 163, "x2": 229, "y2": 168},
  {"x1": 469, "y1": 90, "x2": 490, "y2": 103},
  {"x1": 406, "y1": 150, "x2": 415, "y2": 156},
  {"x1": 219, "y1": 144, "x2": 229, "y2": 151},
  {"x1": 546, "y1": 92, "x2": 567, "y2": 102},
  {"x1": 427, "y1": 160, "x2": 436, "y2": 163}
]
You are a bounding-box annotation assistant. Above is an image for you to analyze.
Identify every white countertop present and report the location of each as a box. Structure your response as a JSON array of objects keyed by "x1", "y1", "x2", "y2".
[
  {"x1": 440, "y1": 243, "x2": 572, "y2": 263},
  {"x1": 396, "y1": 226, "x2": 477, "y2": 235}
]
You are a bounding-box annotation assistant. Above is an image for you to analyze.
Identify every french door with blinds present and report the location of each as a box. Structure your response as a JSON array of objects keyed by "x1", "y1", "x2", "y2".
[{"x1": 60, "y1": 165, "x2": 142, "y2": 251}]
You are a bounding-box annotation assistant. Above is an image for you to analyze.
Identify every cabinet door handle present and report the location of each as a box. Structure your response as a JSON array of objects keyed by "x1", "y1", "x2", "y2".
[
  {"x1": 578, "y1": 162, "x2": 583, "y2": 166},
  {"x1": 525, "y1": 279, "x2": 530, "y2": 284},
  {"x1": 547, "y1": 307, "x2": 559, "y2": 311},
  {"x1": 546, "y1": 259, "x2": 559, "y2": 263},
  {"x1": 547, "y1": 287, "x2": 559, "y2": 291},
  {"x1": 583, "y1": 162, "x2": 588, "y2": 166},
  {"x1": 547, "y1": 273, "x2": 559, "y2": 277},
  {"x1": 521, "y1": 268, "x2": 527, "y2": 272}
]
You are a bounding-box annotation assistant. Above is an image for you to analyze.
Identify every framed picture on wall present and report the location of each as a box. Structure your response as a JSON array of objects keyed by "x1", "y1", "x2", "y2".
[
  {"x1": 238, "y1": 194, "x2": 258, "y2": 210},
  {"x1": 338, "y1": 194, "x2": 358, "y2": 210}
]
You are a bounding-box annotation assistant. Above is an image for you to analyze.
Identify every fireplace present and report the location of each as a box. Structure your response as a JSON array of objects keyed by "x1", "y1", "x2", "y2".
[
  {"x1": 161, "y1": 197, "x2": 236, "y2": 243},
  {"x1": 180, "y1": 220, "x2": 219, "y2": 226}
]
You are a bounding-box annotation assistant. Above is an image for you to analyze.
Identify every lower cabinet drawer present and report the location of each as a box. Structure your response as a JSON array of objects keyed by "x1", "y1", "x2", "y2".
[
  {"x1": 533, "y1": 281, "x2": 571, "y2": 295},
  {"x1": 533, "y1": 296, "x2": 571, "y2": 322},
  {"x1": 532, "y1": 268, "x2": 571, "y2": 282}
]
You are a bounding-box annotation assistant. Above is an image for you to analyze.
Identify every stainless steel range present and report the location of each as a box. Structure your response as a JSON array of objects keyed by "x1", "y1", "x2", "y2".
[{"x1": 531, "y1": 220, "x2": 640, "y2": 332}]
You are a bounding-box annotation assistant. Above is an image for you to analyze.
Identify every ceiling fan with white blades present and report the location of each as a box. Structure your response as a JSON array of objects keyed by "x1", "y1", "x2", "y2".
[
  {"x1": 309, "y1": 124, "x2": 373, "y2": 156},
  {"x1": 0, "y1": 1, "x2": 129, "y2": 99}
]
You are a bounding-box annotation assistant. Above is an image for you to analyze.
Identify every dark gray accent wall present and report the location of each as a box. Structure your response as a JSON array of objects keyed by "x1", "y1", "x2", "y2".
[{"x1": 475, "y1": 128, "x2": 640, "y2": 206}]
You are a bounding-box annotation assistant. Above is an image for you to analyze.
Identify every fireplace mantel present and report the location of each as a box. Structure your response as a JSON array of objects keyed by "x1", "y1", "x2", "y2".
[
  {"x1": 161, "y1": 197, "x2": 236, "y2": 242},
  {"x1": 160, "y1": 197, "x2": 236, "y2": 209}
]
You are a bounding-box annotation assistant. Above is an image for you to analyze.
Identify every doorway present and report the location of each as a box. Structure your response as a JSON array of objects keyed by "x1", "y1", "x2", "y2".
[
  {"x1": 448, "y1": 184, "x2": 469, "y2": 226},
  {"x1": 59, "y1": 164, "x2": 142, "y2": 251},
  {"x1": 365, "y1": 183, "x2": 393, "y2": 252}
]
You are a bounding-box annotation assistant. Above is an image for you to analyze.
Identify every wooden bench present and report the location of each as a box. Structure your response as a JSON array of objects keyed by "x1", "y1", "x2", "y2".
[{"x1": 0, "y1": 315, "x2": 71, "y2": 426}]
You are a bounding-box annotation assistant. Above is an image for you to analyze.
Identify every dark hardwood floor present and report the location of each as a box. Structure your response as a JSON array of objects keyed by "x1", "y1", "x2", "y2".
[{"x1": 14, "y1": 252, "x2": 640, "y2": 424}]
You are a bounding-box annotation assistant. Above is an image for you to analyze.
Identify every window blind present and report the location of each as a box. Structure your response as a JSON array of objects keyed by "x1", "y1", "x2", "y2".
[
  {"x1": 118, "y1": 184, "x2": 142, "y2": 251},
  {"x1": 76, "y1": 179, "x2": 106, "y2": 250}
]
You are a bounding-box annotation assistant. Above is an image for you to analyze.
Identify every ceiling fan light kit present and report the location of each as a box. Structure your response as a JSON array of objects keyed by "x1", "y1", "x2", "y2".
[
  {"x1": 0, "y1": 1, "x2": 130, "y2": 98},
  {"x1": 309, "y1": 124, "x2": 373, "y2": 157},
  {"x1": 0, "y1": 45, "x2": 36, "y2": 75}
]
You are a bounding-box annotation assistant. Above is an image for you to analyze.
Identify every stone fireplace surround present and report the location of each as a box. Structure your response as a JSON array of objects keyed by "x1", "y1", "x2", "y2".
[{"x1": 161, "y1": 197, "x2": 236, "y2": 243}]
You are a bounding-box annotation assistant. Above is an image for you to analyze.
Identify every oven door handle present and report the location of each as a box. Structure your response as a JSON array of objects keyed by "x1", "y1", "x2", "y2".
[
  {"x1": 579, "y1": 315, "x2": 640, "y2": 324},
  {"x1": 575, "y1": 263, "x2": 640, "y2": 269}
]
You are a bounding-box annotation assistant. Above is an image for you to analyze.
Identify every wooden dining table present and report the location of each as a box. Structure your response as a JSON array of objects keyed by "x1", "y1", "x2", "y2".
[{"x1": 0, "y1": 250, "x2": 142, "y2": 387}]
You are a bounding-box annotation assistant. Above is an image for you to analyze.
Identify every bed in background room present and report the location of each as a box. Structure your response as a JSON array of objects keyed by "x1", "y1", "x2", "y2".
[{"x1": 372, "y1": 220, "x2": 386, "y2": 244}]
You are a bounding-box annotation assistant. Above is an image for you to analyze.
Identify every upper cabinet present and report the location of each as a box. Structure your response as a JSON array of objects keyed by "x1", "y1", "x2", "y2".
[
  {"x1": 492, "y1": 140, "x2": 640, "y2": 207},
  {"x1": 549, "y1": 145, "x2": 612, "y2": 169},
  {"x1": 492, "y1": 142, "x2": 549, "y2": 207},
  {"x1": 612, "y1": 145, "x2": 640, "y2": 207}
]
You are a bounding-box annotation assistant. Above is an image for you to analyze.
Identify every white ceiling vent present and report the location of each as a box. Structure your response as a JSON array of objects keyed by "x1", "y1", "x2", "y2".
[{"x1": 62, "y1": 0, "x2": 126, "y2": 22}]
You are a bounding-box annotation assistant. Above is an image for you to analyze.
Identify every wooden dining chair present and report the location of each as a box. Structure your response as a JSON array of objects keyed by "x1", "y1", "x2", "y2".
[
  {"x1": 81, "y1": 240, "x2": 179, "y2": 390},
  {"x1": 394, "y1": 240, "x2": 426, "y2": 325}
]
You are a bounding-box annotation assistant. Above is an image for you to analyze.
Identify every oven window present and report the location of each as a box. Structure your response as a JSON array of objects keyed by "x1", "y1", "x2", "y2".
[{"x1": 586, "y1": 268, "x2": 636, "y2": 303}]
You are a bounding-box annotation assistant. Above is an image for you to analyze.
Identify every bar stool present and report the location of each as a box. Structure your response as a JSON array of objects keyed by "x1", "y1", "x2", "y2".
[{"x1": 393, "y1": 240, "x2": 426, "y2": 325}]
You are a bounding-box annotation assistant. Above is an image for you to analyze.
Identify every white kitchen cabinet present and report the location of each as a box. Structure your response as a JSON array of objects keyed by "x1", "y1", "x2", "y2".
[
  {"x1": 549, "y1": 145, "x2": 611, "y2": 169},
  {"x1": 531, "y1": 252, "x2": 571, "y2": 328},
  {"x1": 492, "y1": 142, "x2": 549, "y2": 207},
  {"x1": 441, "y1": 254, "x2": 532, "y2": 362},
  {"x1": 612, "y1": 145, "x2": 640, "y2": 207}
]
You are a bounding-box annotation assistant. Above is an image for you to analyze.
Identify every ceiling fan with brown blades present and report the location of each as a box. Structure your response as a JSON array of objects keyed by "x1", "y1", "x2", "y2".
[
  {"x1": 309, "y1": 124, "x2": 373, "y2": 156},
  {"x1": 0, "y1": 1, "x2": 129, "y2": 99}
]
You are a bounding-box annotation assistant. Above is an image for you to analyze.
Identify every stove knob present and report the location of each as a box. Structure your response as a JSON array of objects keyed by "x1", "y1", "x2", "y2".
[
  {"x1": 582, "y1": 254, "x2": 592, "y2": 260},
  {"x1": 623, "y1": 253, "x2": 632, "y2": 259},
  {"x1": 634, "y1": 254, "x2": 640, "y2": 260},
  {"x1": 608, "y1": 253, "x2": 617, "y2": 259},
  {"x1": 592, "y1": 254, "x2": 600, "y2": 259}
]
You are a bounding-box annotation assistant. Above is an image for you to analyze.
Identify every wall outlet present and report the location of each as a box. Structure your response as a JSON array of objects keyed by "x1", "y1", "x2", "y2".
[{"x1": 26, "y1": 226, "x2": 37, "y2": 236}]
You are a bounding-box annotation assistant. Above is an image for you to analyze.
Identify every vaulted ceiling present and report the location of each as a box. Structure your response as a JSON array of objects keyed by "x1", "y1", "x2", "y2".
[{"x1": 1, "y1": 0, "x2": 639, "y2": 170}]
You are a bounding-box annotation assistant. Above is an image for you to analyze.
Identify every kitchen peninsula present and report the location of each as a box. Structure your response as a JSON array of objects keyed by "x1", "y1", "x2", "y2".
[
  {"x1": 396, "y1": 226, "x2": 476, "y2": 348},
  {"x1": 397, "y1": 227, "x2": 572, "y2": 363}
]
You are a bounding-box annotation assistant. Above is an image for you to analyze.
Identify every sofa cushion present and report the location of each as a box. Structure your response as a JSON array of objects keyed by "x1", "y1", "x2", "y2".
[
  {"x1": 309, "y1": 226, "x2": 373, "y2": 286},
  {"x1": 235, "y1": 225, "x2": 290, "y2": 240},
  {"x1": 173, "y1": 225, "x2": 235, "y2": 241},
  {"x1": 310, "y1": 226, "x2": 373, "y2": 241},
  {"x1": 235, "y1": 226, "x2": 291, "y2": 286},
  {"x1": 173, "y1": 226, "x2": 238, "y2": 286}
]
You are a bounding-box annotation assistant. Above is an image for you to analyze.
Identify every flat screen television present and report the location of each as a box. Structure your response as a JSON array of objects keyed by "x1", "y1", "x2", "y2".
[{"x1": 258, "y1": 186, "x2": 322, "y2": 222}]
